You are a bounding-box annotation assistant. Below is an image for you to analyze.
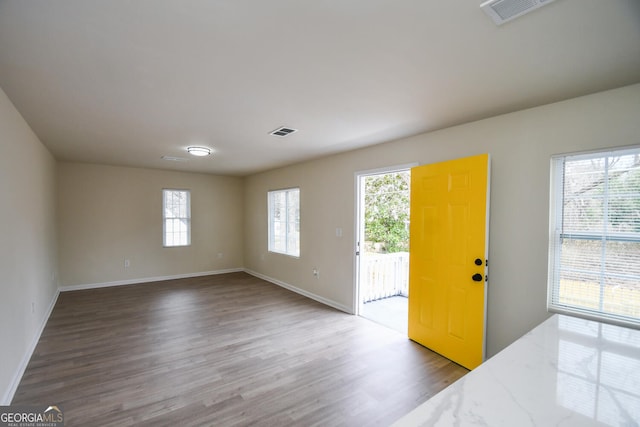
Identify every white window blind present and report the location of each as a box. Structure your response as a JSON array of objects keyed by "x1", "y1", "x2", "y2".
[
  {"x1": 163, "y1": 189, "x2": 191, "y2": 247},
  {"x1": 548, "y1": 147, "x2": 640, "y2": 327},
  {"x1": 268, "y1": 188, "x2": 300, "y2": 257}
]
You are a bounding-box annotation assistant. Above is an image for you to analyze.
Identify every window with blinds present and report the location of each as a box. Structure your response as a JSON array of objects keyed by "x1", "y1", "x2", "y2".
[
  {"x1": 548, "y1": 146, "x2": 640, "y2": 327},
  {"x1": 163, "y1": 189, "x2": 191, "y2": 247},
  {"x1": 268, "y1": 188, "x2": 300, "y2": 257}
]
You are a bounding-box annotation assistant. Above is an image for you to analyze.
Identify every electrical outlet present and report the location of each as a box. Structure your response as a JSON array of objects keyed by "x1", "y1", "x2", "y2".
[
  {"x1": 217, "y1": 252, "x2": 224, "y2": 259},
  {"x1": 124, "y1": 259, "x2": 130, "y2": 268},
  {"x1": 313, "y1": 268, "x2": 320, "y2": 278}
]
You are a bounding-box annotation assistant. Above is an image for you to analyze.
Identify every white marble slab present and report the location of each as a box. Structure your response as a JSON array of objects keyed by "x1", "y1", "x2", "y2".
[{"x1": 393, "y1": 314, "x2": 640, "y2": 426}]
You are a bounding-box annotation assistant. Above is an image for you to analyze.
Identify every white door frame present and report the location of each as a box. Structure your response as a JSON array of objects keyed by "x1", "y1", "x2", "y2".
[{"x1": 352, "y1": 163, "x2": 418, "y2": 315}]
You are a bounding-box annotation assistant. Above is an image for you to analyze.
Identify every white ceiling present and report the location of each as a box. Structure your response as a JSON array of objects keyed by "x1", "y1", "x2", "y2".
[{"x1": 1, "y1": 0, "x2": 639, "y2": 176}]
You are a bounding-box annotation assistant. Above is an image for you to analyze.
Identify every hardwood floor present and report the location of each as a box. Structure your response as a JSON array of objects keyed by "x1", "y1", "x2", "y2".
[{"x1": 13, "y1": 272, "x2": 468, "y2": 426}]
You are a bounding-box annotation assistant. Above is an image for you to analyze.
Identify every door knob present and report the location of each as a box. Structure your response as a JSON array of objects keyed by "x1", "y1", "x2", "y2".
[{"x1": 472, "y1": 273, "x2": 483, "y2": 282}]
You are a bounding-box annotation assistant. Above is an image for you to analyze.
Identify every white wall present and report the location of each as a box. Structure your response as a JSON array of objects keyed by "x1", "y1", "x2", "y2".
[
  {"x1": 244, "y1": 83, "x2": 640, "y2": 357},
  {"x1": 57, "y1": 163, "x2": 244, "y2": 287},
  {"x1": 0, "y1": 88, "x2": 58, "y2": 403}
]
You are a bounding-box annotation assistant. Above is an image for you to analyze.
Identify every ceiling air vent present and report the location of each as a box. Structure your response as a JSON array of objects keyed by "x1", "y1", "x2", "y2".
[
  {"x1": 481, "y1": 0, "x2": 556, "y2": 25},
  {"x1": 161, "y1": 156, "x2": 188, "y2": 162},
  {"x1": 269, "y1": 126, "x2": 298, "y2": 137}
]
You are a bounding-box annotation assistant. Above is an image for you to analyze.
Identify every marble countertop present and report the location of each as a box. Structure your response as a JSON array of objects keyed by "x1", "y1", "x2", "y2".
[{"x1": 393, "y1": 314, "x2": 640, "y2": 426}]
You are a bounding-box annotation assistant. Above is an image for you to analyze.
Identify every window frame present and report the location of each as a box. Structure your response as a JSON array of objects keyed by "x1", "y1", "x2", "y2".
[
  {"x1": 268, "y1": 187, "x2": 300, "y2": 257},
  {"x1": 162, "y1": 188, "x2": 191, "y2": 248},
  {"x1": 548, "y1": 145, "x2": 640, "y2": 328}
]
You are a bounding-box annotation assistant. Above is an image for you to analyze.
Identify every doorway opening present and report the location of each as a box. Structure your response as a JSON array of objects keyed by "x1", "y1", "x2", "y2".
[{"x1": 356, "y1": 168, "x2": 411, "y2": 334}]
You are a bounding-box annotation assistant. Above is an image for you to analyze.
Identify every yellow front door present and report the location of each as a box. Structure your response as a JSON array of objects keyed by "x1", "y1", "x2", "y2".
[{"x1": 408, "y1": 154, "x2": 489, "y2": 370}]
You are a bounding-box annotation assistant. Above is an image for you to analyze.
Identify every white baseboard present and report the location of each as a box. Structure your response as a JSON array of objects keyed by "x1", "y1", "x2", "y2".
[
  {"x1": 2, "y1": 288, "x2": 60, "y2": 405},
  {"x1": 244, "y1": 269, "x2": 353, "y2": 314},
  {"x1": 58, "y1": 268, "x2": 245, "y2": 292}
]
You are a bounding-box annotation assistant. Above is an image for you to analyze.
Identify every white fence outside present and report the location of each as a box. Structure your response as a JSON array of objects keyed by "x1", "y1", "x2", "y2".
[{"x1": 360, "y1": 252, "x2": 409, "y2": 303}]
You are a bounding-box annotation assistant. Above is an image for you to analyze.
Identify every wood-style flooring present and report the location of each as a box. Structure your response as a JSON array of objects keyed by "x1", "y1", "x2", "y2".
[{"x1": 12, "y1": 272, "x2": 468, "y2": 426}]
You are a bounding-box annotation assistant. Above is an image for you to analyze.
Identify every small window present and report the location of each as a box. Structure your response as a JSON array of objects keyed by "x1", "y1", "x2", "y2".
[
  {"x1": 548, "y1": 146, "x2": 640, "y2": 327},
  {"x1": 163, "y1": 189, "x2": 191, "y2": 247},
  {"x1": 268, "y1": 188, "x2": 300, "y2": 257}
]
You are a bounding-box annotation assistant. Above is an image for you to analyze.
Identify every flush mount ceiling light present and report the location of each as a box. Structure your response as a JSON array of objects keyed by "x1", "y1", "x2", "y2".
[{"x1": 187, "y1": 146, "x2": 211, "y2": 156}]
